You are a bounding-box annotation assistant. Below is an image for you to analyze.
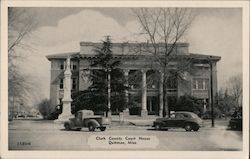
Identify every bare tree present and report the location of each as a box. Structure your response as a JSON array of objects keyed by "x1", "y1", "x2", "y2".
[
  {"x1": 226, "y1": 74, "x2": 242, "y2": 107},
  {"x1": 132, "y1": 8, "x2": 197, "y2": 116},
  {"x1": 8, "y1": 8, "x2": 36, "y2": 53},
  {"x1": 8, "y1": 8, "x2": 37, "y2": 115}
]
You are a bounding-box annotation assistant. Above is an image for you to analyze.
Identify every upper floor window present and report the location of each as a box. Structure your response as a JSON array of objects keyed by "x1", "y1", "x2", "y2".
[
  {"x1": 192, "y1": 78, "x2": 209, "y2": 90},
  {"x1": 59, "y1": 78, "x2": 64, "y2": 89},
  {"x1": 146, "y1": 70, "x2": 158, "y2": 89},
  {"x1": 167, "y1": 75, "x2": 178, "y2": 89},
  {"x1": 70, "y1": 61, "x2": 78, "y2": 71},
  {"x1": 60, "y1": 61, "x2": 64, "y2": 70}
]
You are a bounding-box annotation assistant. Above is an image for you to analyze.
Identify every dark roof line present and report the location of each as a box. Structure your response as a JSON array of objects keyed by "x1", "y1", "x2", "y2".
[
  {"x1": 46, "y1": 52, "x2": 221, "y2": 61},
  {"x1": 46, "y1": 52, "x2": 79, "y2": 59},
  {"x1": 80, "y1": 41, "x2": 189, "y2": 47}
]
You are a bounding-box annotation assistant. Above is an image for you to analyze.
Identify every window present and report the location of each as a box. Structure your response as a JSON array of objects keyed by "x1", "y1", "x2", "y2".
[
  {"x1": 182, "y1": 113, "x2": 190, "y2": 119},
  {"x1": 167, "y1": 75, "x2": 178, "y2": 89},
  {"x1": 204, "y1": 79, "x2": 209, "y2": 90},
  {"x1": 72, "y1": 78, "x2": 77, "y2": 90},
  {"x1": 192, "y1": 78, "x2": 209, "y2": 90},
  {"x1": 59, "y1": 79, "x2": 64, "y2": 89},
  {"x1": 175, "y1": 113, "x2": 184, "y2": 119},
  {"x1": 60, "y1": 61, "x2": 64, "y2": 70},
  {"x1": 71, "y1": 61, "x2": 78, "y2": 71},
  {"x1": 192, "y1": 80, "x2": 197, "y2": 90},
  {"x1": 197, "y1": 79, "x2": 203, "y2": 89},
  {"x1": 170, "y1": 114, "x2": 176, "y2": 119}
]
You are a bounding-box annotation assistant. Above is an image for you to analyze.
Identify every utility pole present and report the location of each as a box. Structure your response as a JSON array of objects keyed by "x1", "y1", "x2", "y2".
[
  {"x1": 209, "y1": 56, "x2": 215, "y2": 127},
  {"x1": 107, "y1": 68, "x2": 111, "y2": 117}
]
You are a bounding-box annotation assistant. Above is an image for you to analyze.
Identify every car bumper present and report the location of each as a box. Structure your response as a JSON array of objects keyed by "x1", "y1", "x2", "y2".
[
  {"x1": 101, "y1": 118, "x2": 111, "y2": 126},
  {"x1": 199, "y1": 123, "x2": 205, "y2": 127}
]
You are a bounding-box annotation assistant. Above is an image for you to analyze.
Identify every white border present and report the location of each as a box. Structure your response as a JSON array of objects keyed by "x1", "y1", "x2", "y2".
[{"x1": 1, "y1": 1, "x2": 249, "y2": 159}]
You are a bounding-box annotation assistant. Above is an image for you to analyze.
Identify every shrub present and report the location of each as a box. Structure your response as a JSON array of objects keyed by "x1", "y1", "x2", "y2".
[
  {"x1": 174, "y1": 95, "x2": 203, "y2": 115},
  {"x1": 38, "y1": 99, "x2": 51, "y2": 119}
]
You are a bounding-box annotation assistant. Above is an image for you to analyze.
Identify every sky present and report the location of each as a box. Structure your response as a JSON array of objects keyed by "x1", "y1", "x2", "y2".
[{"x1": 16, "y1": 8, "x2": 242, "y2": 106}]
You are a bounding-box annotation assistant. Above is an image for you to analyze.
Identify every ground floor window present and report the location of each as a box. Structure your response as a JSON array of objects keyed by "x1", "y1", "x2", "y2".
[
  {"x1": 168, "y1": 96, "x2": 178, "y2": 112},
  {"x1": 72, "y1": 78, "x2": 77, "y2": 90},
  {"x1": 59, "y1": 78, "x2": 64, "y2": 89}
]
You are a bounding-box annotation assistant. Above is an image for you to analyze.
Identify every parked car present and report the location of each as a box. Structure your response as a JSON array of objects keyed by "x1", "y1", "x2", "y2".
[
  {"x1": 228, "y1": 107, "x2": 242, "y2": 131},
  {"x1": 153, "y1": 111, "x2": 203, "y2": 131},
  {"x1": 228, "y1": 117, "x2": 242, "y2": 131},
  {"x1": 47, "y1": 104, "x2": 62, "y2": 120},
  {"x1": 64, "y1": 110, "x2": 111, "y2": 131}
]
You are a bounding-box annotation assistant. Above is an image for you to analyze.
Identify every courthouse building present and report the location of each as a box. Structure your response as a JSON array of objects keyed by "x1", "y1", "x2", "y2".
[{"x1": 47, "y1": 42, "x2": 221, "y2": 116}]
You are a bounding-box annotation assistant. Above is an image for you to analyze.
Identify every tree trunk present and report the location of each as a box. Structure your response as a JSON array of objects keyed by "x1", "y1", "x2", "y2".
[{"x1": 163, "y1": 80, "x2": 169, "y2": 117}]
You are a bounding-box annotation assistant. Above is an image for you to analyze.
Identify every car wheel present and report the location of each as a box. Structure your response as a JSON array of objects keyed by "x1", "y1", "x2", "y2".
[
  {"x1": 193, "y1": 126, "x2": 199, "y2": 131},
  {"x1": 64, "y1": 123, "x2": 71, "y2": 130},
  {"x1": 100, "y1": 127, "x2": 106, "y2": 131},
  {"x1": 185, "y1": 124, "x2": 192, "y2": 131},
  {"x1": 231, "y1": 124, "x2": 237, "y2": 130},
  {"x1": 155, "y1": 124, "x2": 162, "y2": 130},
  {"x1": 88, "y1": 123, "x2": 95, "y2": 131}
]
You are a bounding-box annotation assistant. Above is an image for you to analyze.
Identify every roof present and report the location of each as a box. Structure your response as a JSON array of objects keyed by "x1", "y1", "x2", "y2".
[
  {"x1": 46, "y1": 42, "x2": 221, "y2": 62},
  {"x1": 189, "y1": 53, "x2": 221, "y2": 61},
  {"x1": 80, "y1": 41, "x2": 189, "y2": 47},
  {"x1": 46, "y1": 52, "x2": 221, "y2": 61},
  {"x1": 46, "y1": 52, "x2": 80, "y2": 60}
]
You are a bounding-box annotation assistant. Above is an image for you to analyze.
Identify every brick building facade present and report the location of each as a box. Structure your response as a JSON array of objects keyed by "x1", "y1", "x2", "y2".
[{"x1": 47, "y1": 42, "x2": 221, "y2": 116}]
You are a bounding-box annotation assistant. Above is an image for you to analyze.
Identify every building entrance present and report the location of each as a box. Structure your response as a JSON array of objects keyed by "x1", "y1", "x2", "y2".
[{"x1": 147, "y1": 96, "x2": 159, "y2": 115}]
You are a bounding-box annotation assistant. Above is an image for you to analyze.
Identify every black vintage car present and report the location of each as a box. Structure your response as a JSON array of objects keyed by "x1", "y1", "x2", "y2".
[
  {"x1": 228, "y1": 107, "x2": 242, "y2": 131},
  {"x1": 228, "y1": 117, "x2": 242, "y2": 131},
  {"x1": 153, "y1": 111, "x2": 203, "y2": 131}
]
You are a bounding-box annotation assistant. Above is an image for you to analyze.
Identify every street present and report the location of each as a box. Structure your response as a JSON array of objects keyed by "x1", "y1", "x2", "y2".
[{"x1": 8, "y1": 119, "x2": 242, "y2": 151}]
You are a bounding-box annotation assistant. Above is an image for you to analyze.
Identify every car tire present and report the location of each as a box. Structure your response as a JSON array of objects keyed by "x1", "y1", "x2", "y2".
[
  {"x1": 184, "y1": 123, "x2": 192, "y2": 131},
  {"x1": 193, "y1": 126, "x2": 199, "y2": 131},
  {"x1": 88, "y1": 123, "x2": 95, "y2": 131},
  {"x1": 100, "y1": 127, "x2": 106, "y2": 131},
  {"x1": 231, "y1": 124, "x2": 237, "y2": 130},
  {"x1": 155, "y1": 124, "x2": 162, "y2": 130},
  {"x1": 64, "y1": 123, "x2": 71, "y2": 130}
]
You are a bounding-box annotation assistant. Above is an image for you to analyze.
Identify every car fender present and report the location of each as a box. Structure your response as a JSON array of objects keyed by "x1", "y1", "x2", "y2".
[
  {"x1": 153, "y1": 121, "x2": 163, "y2": 126},
  {"x1": 183, "y1": 121, "x2": 198, "y2": 128},
  {"x1": 86, "y1": 119, "x2": 100, "y2": 128}
]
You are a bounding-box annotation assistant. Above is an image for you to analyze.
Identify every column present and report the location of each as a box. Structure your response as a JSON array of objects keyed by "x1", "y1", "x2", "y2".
[
  {"x1": 123, "y1": 69, "x2": 130, "y2": 117},
  {"x1": 159, "y1": 70, "x2": 164, "y2": 117},
  {"x1": 203, "y1": 98, "x2": 207, "y2": 113},
  {"x1": 141, "y1": 69, "x2": 148, "y2": 117},
  {"x1": 57, "y1": 56, "x2": 73, "y2": 121}
]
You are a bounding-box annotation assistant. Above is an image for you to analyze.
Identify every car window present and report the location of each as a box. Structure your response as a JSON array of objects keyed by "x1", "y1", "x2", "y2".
[
  {"x1": 183, "y1": 113, "x2": 191, "y2": 119},
  {"x1": 175, "y1": 113, "x2": 184, "y2": 119},
  {"x1": 77, "y1": 112, "x2": 82, "y2": 118},
  {"x1": 170, "y1": 114, "x2": 176, "y2": 119}
]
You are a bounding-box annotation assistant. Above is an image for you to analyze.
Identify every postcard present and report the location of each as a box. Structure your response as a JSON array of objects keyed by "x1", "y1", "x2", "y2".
[{"x1": 1, "y1": 0, "x2": 249, "y2": 159}]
